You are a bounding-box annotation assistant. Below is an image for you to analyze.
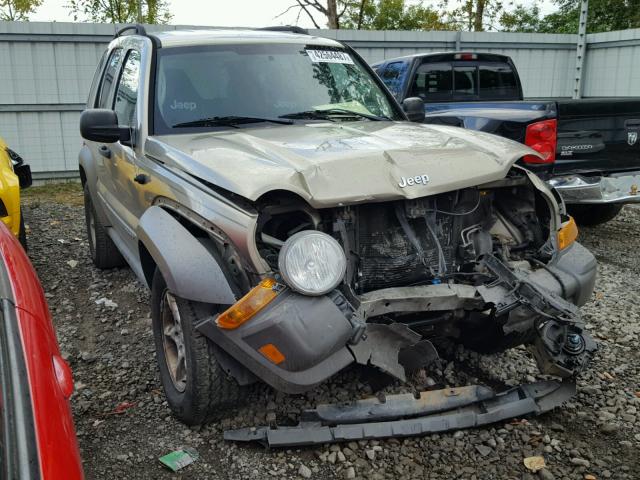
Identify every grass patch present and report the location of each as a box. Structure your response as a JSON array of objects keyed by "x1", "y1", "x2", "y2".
[{"x1": 22, "y1": 181, "x2": 83, "y2": 206}]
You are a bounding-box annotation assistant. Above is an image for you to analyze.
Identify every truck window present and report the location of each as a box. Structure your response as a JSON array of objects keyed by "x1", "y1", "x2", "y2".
[
  {"x1": 409, "y1": 62, "x2": 452, "y2": 101},
  {"x1": 409, "y1": 59, "x2": 519, "y2": 101},
  {"x1": 379, "y1": 61, "x2": 408, "y2": 99},
  {"x1": 453, "y1": 66, "x2": 476, "y2": 96},
  {"x1": 97, "y1": 48, "x2": 123, "y2": 109},
  {"x1": 478, "y1": 64, "x2": 518, "y2": 99},
  {"x1": 114, "y1": 50, "x2": 141, "y2": 128}
]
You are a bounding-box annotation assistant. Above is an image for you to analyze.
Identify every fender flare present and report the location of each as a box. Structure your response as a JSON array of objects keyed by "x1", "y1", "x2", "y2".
[{"x1": 137, "y1": 206, "x2": 237, "y2": 304}]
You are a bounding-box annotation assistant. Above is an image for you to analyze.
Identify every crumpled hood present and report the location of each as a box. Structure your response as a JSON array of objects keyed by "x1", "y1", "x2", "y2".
[{"x1": 146, "y1": 121, "x2": 537, "y2": 208}]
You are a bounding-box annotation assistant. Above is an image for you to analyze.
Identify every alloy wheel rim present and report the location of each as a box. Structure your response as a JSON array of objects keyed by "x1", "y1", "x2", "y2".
[{"x1": 160, "y1": 291, "x2": 187, "y2": 392}]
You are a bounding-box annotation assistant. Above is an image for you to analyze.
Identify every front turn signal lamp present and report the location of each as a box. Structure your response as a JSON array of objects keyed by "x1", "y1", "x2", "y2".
[
  {"x1": 216, "y1": 278, "x2": 280, "y2": 330},
  {"x1": 558, "y1": 216, "x2": 578, "y2": 250}
]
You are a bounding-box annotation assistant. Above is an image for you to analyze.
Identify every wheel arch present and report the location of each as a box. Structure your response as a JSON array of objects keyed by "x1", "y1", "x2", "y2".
[{"x1": 136, "y1": 205, "x2": 238, "y2": 304}]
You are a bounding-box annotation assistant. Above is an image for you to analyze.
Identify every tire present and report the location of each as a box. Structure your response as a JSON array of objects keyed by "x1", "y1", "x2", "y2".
[
  {"x1": 18, "y1": 212, "x2": 27, "y2": 251},
  {"x1": 151, "y1": 269, "x2": 242, "y2": 425},
  {"x1": 567, "y1": 204, "x2": 623, "y2": 226},
  {"x1": 83, "y1": 183, "x2": 125, "y2": 269}
]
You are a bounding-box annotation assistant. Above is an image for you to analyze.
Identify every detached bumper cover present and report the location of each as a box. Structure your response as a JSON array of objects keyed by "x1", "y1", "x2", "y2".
[
  {"x1": 225, "y1": 380, "x2": 575, "y2": 447},
  {"x1": 549, "y1": 172, "x2": 640, "y2": 204}
]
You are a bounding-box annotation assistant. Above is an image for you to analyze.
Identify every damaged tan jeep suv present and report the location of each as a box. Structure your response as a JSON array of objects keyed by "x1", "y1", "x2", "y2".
[{"x1": 79, "y1": 25, "x2": 597, "y2": 445}]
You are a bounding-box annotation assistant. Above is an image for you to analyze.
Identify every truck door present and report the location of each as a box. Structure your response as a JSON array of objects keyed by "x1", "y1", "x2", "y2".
[{"x1": 105, "y1": 48, "x2": 144, "y2": 256}]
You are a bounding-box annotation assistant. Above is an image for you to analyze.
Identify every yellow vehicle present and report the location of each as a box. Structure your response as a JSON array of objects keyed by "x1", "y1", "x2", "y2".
[{"x1": 0, "y1": 137, "x2": 32, "y2": 248}]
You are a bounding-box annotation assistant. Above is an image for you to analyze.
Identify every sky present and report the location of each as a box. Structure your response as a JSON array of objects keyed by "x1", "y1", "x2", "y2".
[{"x1": 30, "y1": 0, "x2": 556, "y2": 28}]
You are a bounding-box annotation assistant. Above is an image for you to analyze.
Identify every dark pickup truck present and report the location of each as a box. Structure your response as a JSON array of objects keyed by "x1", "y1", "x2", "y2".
[{"x1": 373, "y1": 52, "x2": 640, "y2": 225}]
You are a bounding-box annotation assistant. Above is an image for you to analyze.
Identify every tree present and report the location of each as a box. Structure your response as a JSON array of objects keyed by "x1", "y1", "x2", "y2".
[
  {"x1": 498, "y1": 0, "x2": 640, "y2": 34},
  {"x1": 284, "y1": 0, "x2": 450, "y2": 30},
  {"x1": 341, "y1": 0, "x2": 449, "y2": 30},
  {"x1": 0, "y1": 0, "x2": 43, "y2": 21},
  {"x1": 444, "y1": 0, "x2": 507, "y2": 31},
  {"x1": 542, "y1": 0, "x2": 640, "y2": 33},
  {"x1": 66, "y1": 0, "x2": 172, "y2": 24},
  {"x1": 500, "y1": 3, "x2": 543, "y2": 32}
]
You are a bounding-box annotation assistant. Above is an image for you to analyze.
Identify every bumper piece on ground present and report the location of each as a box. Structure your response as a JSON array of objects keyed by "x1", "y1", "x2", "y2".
[
  {"x1": 549, "y1": 172, "x2": 640, "y2": 204},
  {"x1": 224, "y1": 380, "x2": 575, "y2": 447}
]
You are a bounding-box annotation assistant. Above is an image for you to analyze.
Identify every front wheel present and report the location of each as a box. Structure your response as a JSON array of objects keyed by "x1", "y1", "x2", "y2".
[
  {"x1": 568, "y1": 204, "x2": 623, "y2": 226},
  {"x1": 151, "y1": 269, "x2": 242, "y2": 425}
]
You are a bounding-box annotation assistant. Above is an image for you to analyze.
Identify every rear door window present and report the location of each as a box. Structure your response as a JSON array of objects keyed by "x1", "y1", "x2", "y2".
[
  {"x1": 113, "y1": 49, "x2": 141, "y2": 127},
  {"x1": 453, "y1": 66, "x2": 476, "y2": 96},
  {"x1": 409, "y1": 62, "x2": 452, "y2": 101},
  {"x1": 96, "y1": 48, "x2": 123, "y2": 109},
  {"x1": 478, "y1": 64, "x2": 519, "y2": 99}
]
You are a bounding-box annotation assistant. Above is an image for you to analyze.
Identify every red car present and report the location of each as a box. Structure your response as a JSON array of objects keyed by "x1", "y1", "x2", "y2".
[{"x1": 0, "y1": 222, "x2": 83, "y2": 478}]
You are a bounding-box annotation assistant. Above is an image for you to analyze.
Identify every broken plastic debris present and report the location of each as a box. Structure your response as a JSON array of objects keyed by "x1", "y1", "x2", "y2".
[
  {"x1": 159, "y1": 448, "x2": 199, "y2": 472},
  {"x1": 95, "y1": 297, "x2": 118, "y2": 309},
  {"x1": 523, "y1": 456, "x2": 546, "y2": 472}
]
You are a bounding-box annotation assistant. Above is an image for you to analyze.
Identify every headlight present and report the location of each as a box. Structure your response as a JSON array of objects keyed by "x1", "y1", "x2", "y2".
[{"x1": 278, "y1": 231, "x2": 346, "y2": 296}]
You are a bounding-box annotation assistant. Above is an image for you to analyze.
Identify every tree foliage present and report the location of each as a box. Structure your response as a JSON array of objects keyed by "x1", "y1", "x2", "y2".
[
  {"x1": 67, "y1": 0, "x2": 172, "y2": 24},
  {"x1": 286, "y1": 0, "x2": 640, "y2": 33},
  {"x1": 285, "y1": 0, "x2": 448, "y2": 30},
  {"x1": 444, "y1": 0, "x2": 507, "y2": 32},
  {"x1": 341, "y1": 0, "x2": 448, "y2": 30},
  {"x1": 501, "y1": 0, "x2": 640, "y2": 34},
  {"x1": 0, "y1": 0, "x2": 43, "y2": 20}
]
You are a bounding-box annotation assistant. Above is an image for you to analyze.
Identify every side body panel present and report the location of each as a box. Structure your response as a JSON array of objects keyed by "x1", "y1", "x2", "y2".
[{"x1": 0, "y1": 222, "x2": 84, "y2": 479}]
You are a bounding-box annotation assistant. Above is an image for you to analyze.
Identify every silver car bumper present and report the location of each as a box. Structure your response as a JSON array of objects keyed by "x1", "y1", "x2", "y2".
[{"x1": 549, "y1": 172, "x2": 640, "y2": 204}]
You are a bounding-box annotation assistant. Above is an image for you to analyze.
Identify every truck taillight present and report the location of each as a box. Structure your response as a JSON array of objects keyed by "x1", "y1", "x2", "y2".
[
  {"x1": 523, "y1": 119, "x2": 557, "y2": 164},
  {"x1": 454, "y1": 53, "x2": 477, "y2": 60}
]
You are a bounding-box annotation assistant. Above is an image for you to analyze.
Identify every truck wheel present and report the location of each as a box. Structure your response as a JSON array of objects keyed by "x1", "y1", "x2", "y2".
[
  {"x1": 568, "y1": 204, "x2": 623, "y2": 226},
  {"x1": 151, "y1": 269, "x2": 241, "y2": 425},
  {"x1": 18, "y1": 213, "x2": 27, "y2": 251},
  {"x1": 83, "y1": 184, "x2": 125, "y2": 269}
]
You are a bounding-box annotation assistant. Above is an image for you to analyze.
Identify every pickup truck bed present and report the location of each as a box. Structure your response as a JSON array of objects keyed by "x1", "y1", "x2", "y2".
[{"x1": 373, "y1": 53, "x2": 640, "y2": 224}]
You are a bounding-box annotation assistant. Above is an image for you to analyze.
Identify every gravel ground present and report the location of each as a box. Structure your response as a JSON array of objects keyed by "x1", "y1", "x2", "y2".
[{"x1": 23, "y1": 184, "x2": 640, "y2": 480}]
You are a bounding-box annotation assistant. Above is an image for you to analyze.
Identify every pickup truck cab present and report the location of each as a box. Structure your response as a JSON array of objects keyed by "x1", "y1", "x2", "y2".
[
  {"x1": 373, "y1": 52, "x2": 640, "y2": 225},
  {"x1": 78, "y1": 26, "x2": 596, "y2": 438}
]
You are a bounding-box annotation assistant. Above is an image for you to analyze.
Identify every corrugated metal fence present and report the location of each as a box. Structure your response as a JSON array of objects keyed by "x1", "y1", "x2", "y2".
[{"x1": 0, "y1": 21, "x2": 639, "y2": 178}]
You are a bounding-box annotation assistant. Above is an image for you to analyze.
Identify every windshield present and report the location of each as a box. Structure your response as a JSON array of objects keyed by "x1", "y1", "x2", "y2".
[{"x1": 153, "y1": 43, "x2": 403, "y2": 133}]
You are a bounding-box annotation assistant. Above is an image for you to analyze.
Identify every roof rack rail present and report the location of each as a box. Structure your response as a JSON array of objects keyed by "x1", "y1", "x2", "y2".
[
  {"x1": 259, "y1": 26, "x2": 309, "y2": 35},
  {"x1": 114, "y1": 24, "x2": 148, "y2": 39}
]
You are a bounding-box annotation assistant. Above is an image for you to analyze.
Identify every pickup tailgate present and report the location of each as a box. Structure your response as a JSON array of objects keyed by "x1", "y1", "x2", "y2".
[{"x1": 554, "y1": 98, "x2": 640, "y2": 174}]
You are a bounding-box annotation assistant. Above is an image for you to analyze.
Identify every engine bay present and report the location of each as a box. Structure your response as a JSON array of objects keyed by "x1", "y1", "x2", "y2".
[{"x1": 255, "y1": 170, "x2": 554, "y2": 296}]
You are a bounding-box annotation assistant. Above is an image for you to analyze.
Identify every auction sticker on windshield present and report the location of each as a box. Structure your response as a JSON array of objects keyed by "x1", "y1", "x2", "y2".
[{"x1": 306, "y1": 49, "x2": 354, "y2": 64}]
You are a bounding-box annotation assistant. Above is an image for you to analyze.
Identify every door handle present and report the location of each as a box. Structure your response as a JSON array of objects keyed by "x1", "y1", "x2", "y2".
[{"x1": 98, "y1": 145, "x2": 111, "y2": 159}]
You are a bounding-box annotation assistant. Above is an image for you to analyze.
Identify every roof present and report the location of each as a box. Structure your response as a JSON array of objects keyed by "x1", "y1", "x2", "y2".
[
  {"x1": 149, "y1": 28, "x2": 343, "y2": 48},
  {"x1": 371, "y1": 51, "x2": 512, "y2": 67}
]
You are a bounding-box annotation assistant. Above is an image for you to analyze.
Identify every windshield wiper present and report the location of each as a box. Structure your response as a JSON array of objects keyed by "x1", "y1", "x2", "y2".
[
  {"x1": 172, "y1": 116, "x2": 293, "y2": 128},
  {"x1": 280, "y1": 109, "x2": 388, "y2": 121}
]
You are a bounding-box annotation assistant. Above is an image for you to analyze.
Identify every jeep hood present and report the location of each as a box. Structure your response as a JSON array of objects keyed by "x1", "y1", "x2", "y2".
[{"x1": 146, "y1": 122, "x2": 537, "y2": 208}]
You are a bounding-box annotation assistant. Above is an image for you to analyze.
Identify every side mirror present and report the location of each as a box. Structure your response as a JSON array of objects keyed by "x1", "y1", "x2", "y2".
[
  {"x1": 80, "y1": 109, "x2": 131, "y2": 144},
  {"x1": 402, "y1": 97, "x2": 425, "y2": 123}
]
